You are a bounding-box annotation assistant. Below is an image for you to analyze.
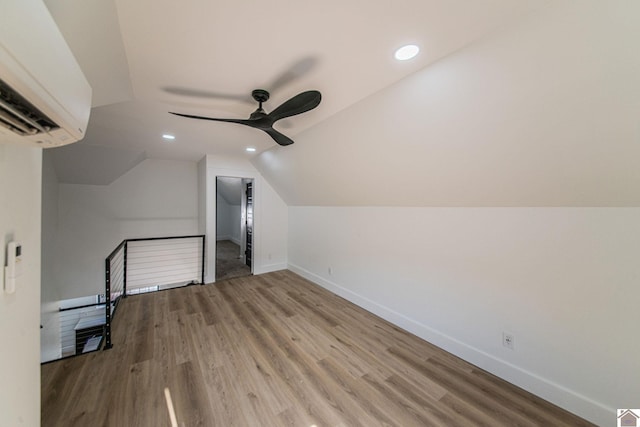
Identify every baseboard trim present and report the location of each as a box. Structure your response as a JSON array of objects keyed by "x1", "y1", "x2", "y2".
[
  {"x1": 287, "y1": 263, "x2": 611, "y2": 426},
  {"x1": 216, "y1": 236, "x2": 241, "y2": 245},
  {"x1": 254, "y1": 262, "x2": 287, "y2": 275}
]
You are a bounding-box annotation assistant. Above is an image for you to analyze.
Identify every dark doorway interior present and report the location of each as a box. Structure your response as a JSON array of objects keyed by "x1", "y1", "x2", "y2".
[
  {"x1": 215, "y1": 176, "x2": 253, "y2": 281},
  {"x1": 244, "y1": 181, "x2": 253, "y2": 268}
]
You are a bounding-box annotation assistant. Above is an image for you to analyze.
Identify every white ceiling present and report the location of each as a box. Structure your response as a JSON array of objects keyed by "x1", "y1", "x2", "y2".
[
  {"x1": 44, "y1": 0, "x2": 640, "y2": 207},
  {"x1": 252, "y1": 1, "x2": 640, "y2": 206},
  {"x1": 44, "y1": 0, "x2": 547, "y2": 183}
]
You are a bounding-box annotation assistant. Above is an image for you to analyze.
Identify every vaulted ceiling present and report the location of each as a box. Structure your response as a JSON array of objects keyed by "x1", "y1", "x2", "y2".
[{"x1": 44, "y1": 0, "x2": 640, "y2": 206}]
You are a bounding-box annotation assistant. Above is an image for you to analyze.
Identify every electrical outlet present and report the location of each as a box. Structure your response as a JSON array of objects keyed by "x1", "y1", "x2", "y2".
[{"x1": 503, "y1": 332, "x2": 515, "y2": 350}]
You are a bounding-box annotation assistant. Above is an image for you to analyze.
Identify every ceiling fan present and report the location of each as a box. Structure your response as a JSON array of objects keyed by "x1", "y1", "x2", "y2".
[
  {"x1": 169, "y1": 89, "x2": 321, "y2": 146},
  {"x1": 163, "y1": 57, "x2": 317, "y2": 104}
]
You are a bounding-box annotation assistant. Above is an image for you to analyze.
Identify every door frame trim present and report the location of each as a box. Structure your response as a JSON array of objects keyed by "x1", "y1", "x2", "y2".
[{"x1": 212, "y1": 174, "x2": 255, "y2": 282}]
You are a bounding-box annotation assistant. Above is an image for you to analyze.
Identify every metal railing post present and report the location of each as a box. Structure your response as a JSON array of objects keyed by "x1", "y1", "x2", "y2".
[
  {"x1": 201, "y1": 235, "x2": 206, "y2": 285},
  {"x1": 104, "y1": 258, "x2": 113, "y2": 350},
  {"x1": 123, "y1": 241, "x2": 128, "y2": 298}
]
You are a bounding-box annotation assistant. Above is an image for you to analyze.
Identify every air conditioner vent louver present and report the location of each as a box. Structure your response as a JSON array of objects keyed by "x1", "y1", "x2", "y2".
[
  {"x1": 0, "y1": 1, "x2": 91, "y2": 147},
  {"x1": 0, "y1": 78, "x2": 59, "y2": 136}
]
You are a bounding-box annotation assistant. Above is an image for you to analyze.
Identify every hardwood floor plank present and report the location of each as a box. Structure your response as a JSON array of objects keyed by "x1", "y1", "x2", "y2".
[
  {"x1": 64, "y1": 352, "x2": 113, "y2": 422},
  {"x1": 213, "y1": 321, "x2": 287, "y2": 423},
  {"x1": 206, "y1": 365, "x2": 250, "y2": 427},
  {"x1": 42, "y1": 271, "x2": 595, "y2": 427},
  {"x1": 41, "y1": 357, "x2": 87, "y2": 426},
  {"x1": 168, "y1": 309, "x2": 195, "y2": 365},
  {"x1": 275, "y1": 407, "x2": 318, "y2": 427},
  {"x1": 169, "y1": 360, "x2": 215, "y2": 427},
  {"x1": 279, "y1": 314, "x2": 332, "y2": 361},
  {"x1": 360, "y1": 372, "x2": 449, "y2": 426},
  {"x1": 384, "y1": 373, "x2": 461, "y2": 426},
  {"x1": 193, "y1": 288, "x2": 219, "y2": 325},
  {"x1": 254, "y1": 285, "x2": 295, "y2": 318},
  {"x1": 468, "y1": 367, "x2": 595, "y2": 427},
  {"x1": 329, "y1": 323, "x2": 449, "y2": 401},
  {"x1": 211, "y1": 283, "x2": 299, "y2": 417},
  {"x1": 317, "y1": 356, "x2": 416, "y2": 427},
  {"x1": 387, "y1": 345, "x2": 540, "y2": 426},
  {"x1": 218, "y1": 282, "x2": 347, "y2": 426},
  {"x1": 430, "y1": 356, "x2": 563, "y2": 426},
  {"x1": 285, "y1": 290, "x2": 340, "y2": 327},
  {"x1": 437, "y1": 392, "x2": 512, "y2": 427}
]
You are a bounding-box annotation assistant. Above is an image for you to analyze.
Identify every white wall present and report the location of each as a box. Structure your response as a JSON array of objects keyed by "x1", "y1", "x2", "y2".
[
  {"x1": 198, "y1": 156, "x2": 207, "y2": 236},
  {"x1": 0, "y1": 144, "x2": 42, "y2": 427},
  {"x1": 288, "y1": 207, "x2": 640, "y2": 426},
  {"x1": 41, "y1": 152, "x2": 61, "y2": 361},
  {"x1": 201, "y1": 155, "x2": 287, "y2": 282},
  {"x1": 43, "y1": 157, "x2": 199, "y2": 300},
  {"x1": 215, "y1": 192, "x2": 241, "y2": 244},
  {"x1": 229, "y1": 204, "x2": 241, "y2": 244}
]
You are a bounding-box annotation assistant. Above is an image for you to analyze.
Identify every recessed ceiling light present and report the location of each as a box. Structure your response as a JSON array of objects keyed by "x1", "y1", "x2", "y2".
[
  {"x1": 394, "y1": 44, "x2": 420, "y2": 61},
  {"x1": 246, "y1": 147, "x2": 256, "y2": 152},
  {"x1": 162, "y1": 134, "x2": 175, "y2": 140}
]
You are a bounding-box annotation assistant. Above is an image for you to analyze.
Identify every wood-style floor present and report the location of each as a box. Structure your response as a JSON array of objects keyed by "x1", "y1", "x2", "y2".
[{"x1": 42, "y1": 270, "x2": 594, "y2": 427}]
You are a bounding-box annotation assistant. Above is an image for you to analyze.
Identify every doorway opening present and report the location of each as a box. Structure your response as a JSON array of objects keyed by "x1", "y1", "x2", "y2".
[{"x1": 215, "y1": 176, "x2": 254, "y2": 281}]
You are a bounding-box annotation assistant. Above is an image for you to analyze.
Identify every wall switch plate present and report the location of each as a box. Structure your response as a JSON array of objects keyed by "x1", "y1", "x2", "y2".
[
  {"x1": 4, "y1": 241, "x2": 22, "y2": 294},
  {"x1": 503, "y1": 332, "x2": 515, "y2": 350}
]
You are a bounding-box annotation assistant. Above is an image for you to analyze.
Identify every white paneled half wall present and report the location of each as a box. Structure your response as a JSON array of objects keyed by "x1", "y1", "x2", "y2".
[{"x1": 126, "y1": 237, "x2": 204, "y2": 292}]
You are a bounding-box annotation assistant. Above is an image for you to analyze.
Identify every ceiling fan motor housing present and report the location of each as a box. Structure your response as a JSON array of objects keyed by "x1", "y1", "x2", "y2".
[{"x1": 251, "y1": 89, "x2": 270, "y2": 103}]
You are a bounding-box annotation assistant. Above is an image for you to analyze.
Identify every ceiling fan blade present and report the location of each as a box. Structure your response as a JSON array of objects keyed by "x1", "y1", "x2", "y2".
[
  {"x1": 169, "y1": 112, "x2": 256, "y2": 127},
  {"x1": 263, "y1": 128, "x2": 294, "y2": 146},
  {"x1": 170, "y1": 111, "x2": 291, "y2": 144},
  {"x1": 267, "y1": 57, "x2": 318, "y2": 93},
  {"x1": 163, "y1": 87, "x2": 251, "y2": 103},
  {"x1": 268, "y1": 90, "x2": 321, "y2": 122}
]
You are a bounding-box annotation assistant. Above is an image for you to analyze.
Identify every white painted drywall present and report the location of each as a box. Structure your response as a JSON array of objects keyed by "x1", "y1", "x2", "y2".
[
  {"x1": 197, "y1": 156, "x2": 207, "y2": 236},
  {"x1": 253, "y1": 1, "x2": 640, "y2": 207},
  {"x1": 288, "y1": 206, "x2": 640, "y2": 426},
  {"x1": 216, "y1": 176, "x2": 242, "y2": 244},
  {"x1": 201, "y1": 155, "x2": 287, "y2": 283},
  {"x1": 216, "y1": 192, "x2": 232, "y2": 239},
  {"x1": 41, "y1": 152, "x2": 61, "y2": 362},
  {"x1": 229, "y1": 204, "x2": 241, "y2": 244},
  {"x1": 43, "y1": 157, "x2": 199, "y2": 300},
  {"x1": 216, "y1": 192, "x2": 241, "y2": 244},
  {"x1": 0, "y1": 143, "x2": 42, "y2": 427}
]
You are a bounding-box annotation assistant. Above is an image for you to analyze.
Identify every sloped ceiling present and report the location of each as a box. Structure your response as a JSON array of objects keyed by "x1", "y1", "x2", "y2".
[
  {"x1": 48, "y1": 144, "x2": 146, "y2": 186},
  {"x1": 44, "y1": 0, "x2": 549, "y2": 186},
  {"x1": 44, "y1": 1, "x2": 640, "y2": 206},
  {"x1": 44, "y1": 0, "x2": 133, "y2": 107},
  {"x1": 217, "y1": 177, "x2": 242, "y2": 206},
  {"x1": 253, "y1": 1, "x2": 640, "y2": 206}
]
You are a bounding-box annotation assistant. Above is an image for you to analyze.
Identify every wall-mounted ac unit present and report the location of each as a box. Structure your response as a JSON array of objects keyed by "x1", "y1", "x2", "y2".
[{"x1": 0, "y1": 0, "x2": 92, "y2": 148}]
